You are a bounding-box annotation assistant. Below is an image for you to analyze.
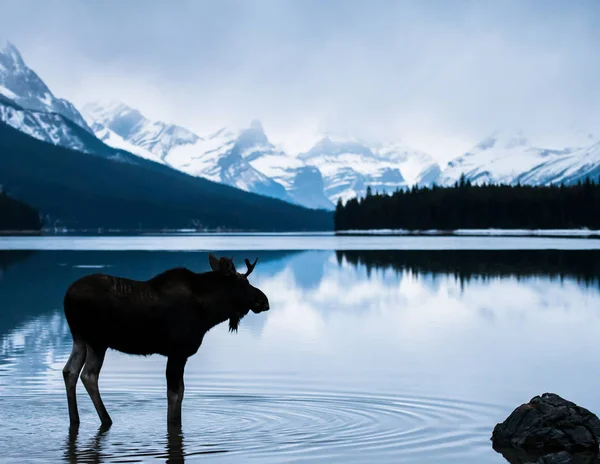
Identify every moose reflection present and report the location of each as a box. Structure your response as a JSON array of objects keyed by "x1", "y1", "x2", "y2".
[{"x1": 62, "y1": 254, "x2": 270, "y2": 427}]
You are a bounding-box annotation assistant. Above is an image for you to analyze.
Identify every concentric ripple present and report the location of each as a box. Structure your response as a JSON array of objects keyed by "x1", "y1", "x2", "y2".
[
  {"x1": 0, "y1": 392, "x2": 506, "y2": 462},
  {"x1": 172, "y1": 391, "x2": 502, "y2": 462},
  {"x1": 0, "y1": 388, "x2": 505, "y2": 463}
]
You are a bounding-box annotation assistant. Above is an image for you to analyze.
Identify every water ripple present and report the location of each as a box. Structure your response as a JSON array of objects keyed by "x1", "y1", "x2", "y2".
[{"x1": 0, "y1": 389, "x2": 505, "y2": 463}]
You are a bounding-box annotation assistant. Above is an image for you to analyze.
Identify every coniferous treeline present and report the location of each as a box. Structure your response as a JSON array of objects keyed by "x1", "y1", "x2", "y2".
[
  {"x1": 0, "y1": 189, "x2": 42, "y2": 231},
  {"x1": 335, "y1": 175, "x2": 600, "y2": 230}
]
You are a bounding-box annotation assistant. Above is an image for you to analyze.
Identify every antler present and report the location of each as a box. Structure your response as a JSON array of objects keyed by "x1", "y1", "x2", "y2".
[{"x1": 244, "y1": 257, "x2": 258, "y2": 276}]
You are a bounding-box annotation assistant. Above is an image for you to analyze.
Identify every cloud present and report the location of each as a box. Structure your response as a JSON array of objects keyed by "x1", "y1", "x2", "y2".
[{"x1": 1, "y1": 0, "x2": 599, "y2": 162}]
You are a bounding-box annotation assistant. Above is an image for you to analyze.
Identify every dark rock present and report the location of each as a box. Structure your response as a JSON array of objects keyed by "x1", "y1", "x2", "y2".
[
  {"x1": 526, "y1": 450, "x2": 600, "y2": 464},
  {"x1": 492, "y1": 393, "x2": 600, "y2": 464},
  {"x1": 496, "y1": 447, "x2": 600, "y2": 464},
  {"x1": 527, "y1": 451, "x2": 573, "y2": 464}
]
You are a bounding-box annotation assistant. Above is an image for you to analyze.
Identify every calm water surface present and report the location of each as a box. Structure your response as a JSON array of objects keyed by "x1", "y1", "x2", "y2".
[{"x1": 1, "y1": 237, "x2": 600, "y2": 463}]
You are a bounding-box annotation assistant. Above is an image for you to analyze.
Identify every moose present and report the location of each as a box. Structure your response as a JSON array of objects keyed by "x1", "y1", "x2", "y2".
[{"x1": 62, "y1": 254, "x2": 270, "y2": 428}]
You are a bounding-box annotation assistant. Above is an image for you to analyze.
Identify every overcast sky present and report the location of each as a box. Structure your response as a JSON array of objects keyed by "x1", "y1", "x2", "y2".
[{"x1": 1, "y1": 0, "x2": 599, "y2": 162}]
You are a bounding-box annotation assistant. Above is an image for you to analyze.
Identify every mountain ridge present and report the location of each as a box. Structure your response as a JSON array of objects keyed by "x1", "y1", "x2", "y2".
[
  {"x1": 438, "y1": 129, "x2": 600, "y2": 187},
  {"x1": 2, "y1": 39, "x2": 600, "y2": 210},
  {"x1": 0, "y1": 40, "x2": 91, "y2": 132},
  {"x1": 83, "y1": 99, "x2": 444, "y2": 208},
  {"x1": 0, "y1": 118, "x2": 333, "y2": 231}
]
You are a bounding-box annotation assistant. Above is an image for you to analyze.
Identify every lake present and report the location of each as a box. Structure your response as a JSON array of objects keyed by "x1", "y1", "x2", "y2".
[{"x1": 1, "y1": 235, "x2": 600, "y2": 463}]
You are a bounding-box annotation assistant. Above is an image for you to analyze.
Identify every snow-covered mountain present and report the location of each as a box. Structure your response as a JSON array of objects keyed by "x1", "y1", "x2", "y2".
[
  {"x1": 372, "y1": 141, "x2": 442, "y2": 186},
  {"x1": 9, "y1": 36, "x2": 600, "y2": 210},
  {"x1": 84, "y1": 119, "x2": 163, "y2": 163},
  {"x1": 232, "y1": 121, "x2": 333, "y2": 209},
  {"x1": 0, "y1": 94, "x2": 90, "y2": 152},
  {"x1": 0, "y1": 40, "x2": 91, "y2": 133},
  {"x1": 83, "y1": 102, "x2": 333, "y2": 209},
  {"x1": 166, "y1": 120, "x2": 331, "y2": 208},
  {"x1": 0, "y1": 93, "x2": 135, "y2": 164},
  {"x1": 439, "y1": 129, "x2": 599, "y2": 186},
  {"x1": 0, "y1": 39, "x2": 131, "y2": 160},
  {"x1": 298, "y1": 136, "x2": 440, "y2": 204},
  {"x1": 81, "y1": 101, "x2": 199, "y2": 163},
  {"x1": 517, "y1": 141, "x2": 600, "y2": 186},
  {"x1": 165, "y1": 122, "x2": 294, "y2": 203}
]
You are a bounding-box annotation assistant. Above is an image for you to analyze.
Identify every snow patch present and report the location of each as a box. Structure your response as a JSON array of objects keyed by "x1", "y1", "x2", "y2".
[
  {"x1": 0, "y1": 85, "x2": 18, "y2": 100},
  {"x1": 38, "y1": 92, "x2": 53, "y2": 107}
]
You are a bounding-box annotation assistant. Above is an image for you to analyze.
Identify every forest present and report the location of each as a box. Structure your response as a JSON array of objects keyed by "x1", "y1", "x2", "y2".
[
  {"x1": 334, "y1": 175, "x2": 600, "y2": 231},
  {"x1": 0, "y1": 189, "x2": 42, "y2": 232}
]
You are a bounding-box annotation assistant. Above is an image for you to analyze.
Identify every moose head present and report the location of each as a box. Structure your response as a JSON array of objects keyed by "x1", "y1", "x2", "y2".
[{"x1": 207, "y1": 254, "x2": 270, "y2": 332}]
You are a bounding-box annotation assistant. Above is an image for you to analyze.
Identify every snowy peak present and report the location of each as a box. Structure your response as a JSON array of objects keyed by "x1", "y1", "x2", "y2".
[
  {"x1": 517, "y1": 141, "x2": 600, "y2": 186},
  {"x1": 163, "y1": 120, "x2": 293, "y2": 203},
  {"x1": 82, "y1": 100, "x2": 200, "y2": 160},
  {"x1": 300, "y1": 136, "x2": 374, "y2": 160},
  {"x1": 373, "y1": 141, "x2": 440, "y2": 186},
  {"x1": 0, "y1": 40, "x2": 25, "y2": 69},
  {"x1": 235, "y1": 119, "x2": 273, "y2": 159},
  {"x1": 0, "y1": 41, "x2": 119, "y2": 156},
  {"x1": 81, "y1": 104, "x2": 299, "y2": 205},
  {"x1": 440, "y1": 128, "x2": 600, "y2": 186},
  {"x1": 298, "y1": 135, "x2": 440, "y2": 204},
  {"x1": 441, "y1": 130, "x2": 542, "y2": 185},
  {"x1": 0, "y1": 41, "x2": 91, "y2": 132}
]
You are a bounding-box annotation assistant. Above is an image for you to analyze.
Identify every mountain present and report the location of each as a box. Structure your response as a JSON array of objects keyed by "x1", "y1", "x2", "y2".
[
  {"x1": 164, "y1": 122, "x2": 294, "y2": 203},
  {"x1": 5, "y1": 38, "x2": 600, "y2": 209},
  {"x1": 212, "y1": 121, "x2": 333, "y2": 209},
  {"x1": 439, "y1": 129, "x2": 599, "y2": 186},
  {"x1": 0, "y1": 94, "x2": 130, "y2": 160},
  {"x1": 81, "y1": 101, "x2": 444, "y2": 209},
  {"x1": 82, "y1": 103, "x2": 333, "y2": 208},
  {"x1": 0, "y1": 118, "x2": 332, "y2": 231},
  {"x1": 372, "y1": 141, "x2": 442, "y2": 186},
  {"x1": 298, "y1": 136, "x2": 440, "y2": 204},
  {"x1": 0, "y1": 40, "x2": 91, "y2": 132},
  {"x1": 81, "y1": 101, "x2": 199, "y2": 162},
  {"x1": 85, "y1": 119, "x2": 163, "y2": 163},
  {"x1": 517, "y1": 141, "x2": 600, "y2": 186},
  {"x1": 0, "y1": 40, "x2": 331, "y2": 230},
  {"x1": 0, "y1": 40, "x2": 140, "y2": 160}
]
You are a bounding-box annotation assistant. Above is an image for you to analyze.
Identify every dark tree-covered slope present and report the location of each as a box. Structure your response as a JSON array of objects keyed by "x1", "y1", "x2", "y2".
[
  {"x1": 0, "y1": 191, "x2": 41, "y2": 231},
  {"x1": 0, "y1": 121, "x2": 332, "y2": 231}
]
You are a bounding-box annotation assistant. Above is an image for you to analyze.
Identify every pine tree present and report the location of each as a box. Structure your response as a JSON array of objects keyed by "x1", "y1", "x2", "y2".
[{"x1": 333, "y1": 178, "x2": 600, "y2": 231}]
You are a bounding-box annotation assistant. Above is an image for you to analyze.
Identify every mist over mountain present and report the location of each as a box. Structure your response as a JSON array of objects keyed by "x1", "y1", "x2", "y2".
[
  {"x1": 0, "y1": 41, "x2": 332, "y2": 231},
  {"x1": 0, "y1": 38, "x2": 599, "y2": 226}
]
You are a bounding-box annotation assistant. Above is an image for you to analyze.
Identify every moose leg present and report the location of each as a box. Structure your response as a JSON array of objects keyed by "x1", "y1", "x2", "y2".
[
  {"x1": 62, "y1": 339, "x2": 87, "y2": 426},
  {"x1": 80, "y1": 344, "x2": 112, "y2": 427},
  {"x1": 166, "y1": 356, "x2": 187, "y2": 425}
]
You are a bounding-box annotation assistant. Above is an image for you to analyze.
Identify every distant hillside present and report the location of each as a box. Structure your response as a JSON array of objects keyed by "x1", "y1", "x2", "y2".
[
  {"x1": 0, "y1": 190, "x2": 41, "y2": 231},
  {"x1": 0, "y1": 120, "x2": 333, "y2": 231}
]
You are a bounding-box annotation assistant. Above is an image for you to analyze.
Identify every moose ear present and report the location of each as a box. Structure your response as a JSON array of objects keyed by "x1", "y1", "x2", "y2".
[
  {"x1": 219, "y1": 257, "x2": 237, "y2": 275},
  {"x1": 208, "y1": 253, "x2": 220, "y2": 272}
]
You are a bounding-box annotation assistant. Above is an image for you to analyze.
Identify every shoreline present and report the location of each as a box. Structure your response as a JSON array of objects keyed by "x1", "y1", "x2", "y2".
[{"x1": 335, "y1": 228, "x2": 600, "y2": 238}]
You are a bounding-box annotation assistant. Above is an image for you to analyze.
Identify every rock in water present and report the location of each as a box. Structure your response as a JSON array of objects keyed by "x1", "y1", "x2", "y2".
[{"x1": 492, "y1": 393, "x2": 600, "y2": 463}]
